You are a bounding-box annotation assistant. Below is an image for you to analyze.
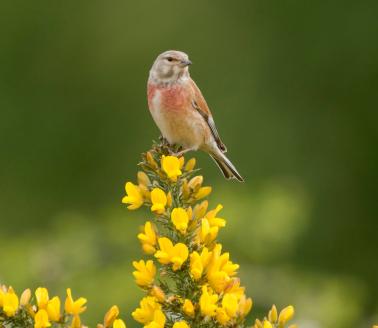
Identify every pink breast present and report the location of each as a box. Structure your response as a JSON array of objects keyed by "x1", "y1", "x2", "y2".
[{"x1": 160, "y1": 84, "x2": 192, "y2": 112}]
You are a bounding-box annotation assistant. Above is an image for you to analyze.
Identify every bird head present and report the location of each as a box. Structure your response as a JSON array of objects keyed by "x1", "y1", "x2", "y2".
[{"x1": 149, "y1": 50, "x2": 192, "y2": 84}]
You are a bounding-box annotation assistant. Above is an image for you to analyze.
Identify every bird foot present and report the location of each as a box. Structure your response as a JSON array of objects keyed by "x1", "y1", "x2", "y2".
[{"x1": 172, "y1": 147, "x2": 195, "y2": 157}]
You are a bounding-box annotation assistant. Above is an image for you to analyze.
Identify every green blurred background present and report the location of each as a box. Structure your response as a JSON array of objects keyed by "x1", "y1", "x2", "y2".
[{"x1": 0, "y1": 1, "x2": 377, "y2": 327}]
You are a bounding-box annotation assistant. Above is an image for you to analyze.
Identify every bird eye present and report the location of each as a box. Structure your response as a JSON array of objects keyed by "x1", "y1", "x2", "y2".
[{"x1": 166, "y1": 57, "x2": 174, "y2": 62}]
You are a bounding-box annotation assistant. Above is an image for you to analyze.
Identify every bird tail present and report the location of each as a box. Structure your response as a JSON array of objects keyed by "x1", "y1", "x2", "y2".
[{"x1": 210, "y1": 150, "x2": 244, "y2": 182}]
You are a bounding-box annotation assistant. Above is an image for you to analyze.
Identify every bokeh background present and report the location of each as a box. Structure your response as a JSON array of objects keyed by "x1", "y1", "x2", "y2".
[{"x1": 0, "y1": 1, "x2": 377, "y2": 327}]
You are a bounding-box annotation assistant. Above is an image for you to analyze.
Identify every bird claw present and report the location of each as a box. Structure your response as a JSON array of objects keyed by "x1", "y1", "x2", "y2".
[
  {"x1": 157, "y1": 136, "x2": 192, "y2": 157},
  {"x1": 172, "y1": 147, "x2": 194, "y2": 157}
]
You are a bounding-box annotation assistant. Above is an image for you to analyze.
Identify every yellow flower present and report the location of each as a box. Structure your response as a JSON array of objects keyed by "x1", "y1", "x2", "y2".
[
  {"x1": 221, "y1": 293, "x2": 238, "y2": 318},
  {"x1": 170, "y1": 243, "x2": 189, "y2": 271},
  {"x1": 65, "y1": 288, "x2": 87, "y2": 315},
  {"x1": 171, "y1": 207, "x2": 189, "y2": 234},
  {"x1": 154, "y1": 237, "x2": 174, "y2": 264},
  {"x1": 224, "y1": 278, "x2": 245, "y2": 298},
  {"x1": 205, "y1": 204, "x2": 226, "y2": 228},
  {"x1": 199, "y1": 218, "x2": 219, "y2": 245},
  {"x1": 263, "y1": 320, "x2": 273, "y2": 328},
  {"x1": 150, "y1": 188, "x2": 167, "y2": 214},
  {"x1": 194, "y1": 186, "x2": 212, "y2": 200},
  {"x1": 185, "y1": 158, "x2": 196, "y2": 171},
  {"x1": 206, "y1": 244, "x2": 239, "y2": 293},
  {"x1": 190, "y1": 247, "x2": 211, "y2": 280},
  {"x1": 182, "y1": 299, "x2": 195, "y2": 317},
  {"x1": 138, "y1": 221, "x2": 157, "y2": 255},
  {"x1": 278, "y1": 305, "x2": 294, "y2": 325},
  {"x1": 161, "y1": 156, "x2": 182, "y2": 181},
  {"x1": 122, "y1": 182, "x2": 144, "y2": 210},
  {"x1": 144, "y1": 309, "x2": 166, "y2": 328},
  {"x1": 71, "y1": 314, "x2": 81, "y2": 328},
  {"x1": 113, "y1": 319, "x2": 126, "y2": 328},
  {"x1": 132, "y1": 296, "x2": 160, "y2": 324},
  {"x1": 199, "y1": 286, "x2": 218, "y2": 317},
  {"x1": 154, "y1": 237, "x2": 189, "y2": 271},
  {"x1": 3, "y1": 287, "x2": 19, "y2": 317},
  {"x1": 216, "y1": 307, "x2": 230, "y2": 325},
  {"x1": 238, "y1": 295, "x2": 253, "y2": 317},
  {"x1": 46, "y1": 296, "x2": 61, "y2": 322},
  {"x1": 172, "y1": 321, "x2": 190, "y2": 328},
  {"x1": 133, "y1": 260, "x2": 156, "y2": 287},
  {"x1": 35, "y1": 287, "x2": 49, "y2": 309},
  {"x1": 20, "y1": 288, "x2": 32, "y2": 306},
  {"x1": 34, "y1": 309, "x2": 51, "y2": 328},
  {"x1": 103, "y1": 305, "x2": 119, "y2": 327}
]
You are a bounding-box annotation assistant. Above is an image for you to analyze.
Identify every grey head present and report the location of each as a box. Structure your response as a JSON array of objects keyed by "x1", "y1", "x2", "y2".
[{"x1": 149, "y1": 50, "x2": 192, "y2": 84}]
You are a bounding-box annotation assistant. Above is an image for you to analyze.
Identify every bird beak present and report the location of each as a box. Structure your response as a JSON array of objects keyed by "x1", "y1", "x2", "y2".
[{"x1": 181, "y1": 59, "x2": 192, "y2": 67}]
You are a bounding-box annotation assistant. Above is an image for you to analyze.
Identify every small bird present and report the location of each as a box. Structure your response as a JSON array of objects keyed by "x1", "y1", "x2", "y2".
[{"x1": 147, "y1": 50, "x2": 244, "y2": 182}]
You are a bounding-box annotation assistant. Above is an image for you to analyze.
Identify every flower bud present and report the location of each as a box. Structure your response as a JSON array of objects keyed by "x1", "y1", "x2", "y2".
[
  {"x1": 186, "y1": 207, "x2": 192, "y2": 220},
  {"x1": 72, "y1": 315, "x2": 81, "y2": 328},
  {"x1": 20, "y1": 288, "x2": 31, "y2": 306},
  {"x1": 195, "y1": 186, "x2": 212, "y2": 200},
  {"x1": 188, "y1": 175, "x2": 203, "y2": 191},
  {"x1": 178, "y1": 156, "x2": 185, "y2": 169},
  {"x1": 151, "y1": 286, "x2": 165, "y2": 303},
  {"x1": 137, "y1": 171, "x2": 150, "y2": 187},
  {"x1": 146, "y1": 152, "x2": 158, "y2": 169},
  {"x1": 193, "y1": 201, "x2": 208, "y2": 220},
  {"x1": 104, "y1": 305, "x2": 119, "y2": 327},
  {"x1": 278, "y1": 305, "x2": 295, "y2": 325},
  {"x1": 268, "y1": 304, "x2": 277, "y2": 323},
  {"x1": 182, "y1": 299, "x2": 195, "y2": 317},
  {"x1": 185, "y1": 158, "x2": 196, "y2": 171},
  {"x1": 238, "y1": 295, "x2": 252, "y2": 317},
  {"x1": 182, "y1": 179, "x2": 190, "y2": 199},
  {"x1": 167, "y1": 192, "x2": 172, "y2": 207}
]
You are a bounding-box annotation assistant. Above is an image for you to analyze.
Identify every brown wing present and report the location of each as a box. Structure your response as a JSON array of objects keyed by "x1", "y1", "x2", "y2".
[{"x1": 189, "y1": 79, "x2": 227, "y2": 152}]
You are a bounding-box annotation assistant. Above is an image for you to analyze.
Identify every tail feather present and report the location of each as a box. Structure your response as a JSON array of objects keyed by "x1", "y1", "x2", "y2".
[{"x1": 210, "y1": 152, "x2": 244, "y2": 182}]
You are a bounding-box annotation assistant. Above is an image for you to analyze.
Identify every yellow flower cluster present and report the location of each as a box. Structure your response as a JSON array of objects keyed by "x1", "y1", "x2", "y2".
[
  {"x1": 253, "y1": 304, "x2": 296, "y2": 328},
  {"x1": 0, "y1": 143, "x2": 298, "y2": 328},
  {"x1": 122, "y1": 144, "x2": 297, "y2": 328},
  {"x1": 122, "y1": 152, "x2": 211, "y2": 211},
  {"x1": 0, "y1": 285, "x2": 127, "y2": 328}
]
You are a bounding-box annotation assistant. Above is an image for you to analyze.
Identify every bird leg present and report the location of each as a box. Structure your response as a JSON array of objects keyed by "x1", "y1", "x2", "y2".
[{"x1": 173, "y1": 147, "x2": 196, "y2": 157}]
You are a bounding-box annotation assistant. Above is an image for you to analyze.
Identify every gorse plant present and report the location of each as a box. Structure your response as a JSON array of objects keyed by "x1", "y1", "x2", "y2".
[
  {"x1": 0, "y1": 286, "x2": 125, "y2": 328},
  {"x1": 123, "y1": 142, "x2": 297, "y2": 328},
  {"x1": 0, "y1": 142, "x2": 299, "y2": 328}
]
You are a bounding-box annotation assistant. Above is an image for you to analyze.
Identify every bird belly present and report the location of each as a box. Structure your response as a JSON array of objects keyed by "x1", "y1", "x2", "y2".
[{"x1": 149, "y1": 90, "x2": 206, "y2": 149}]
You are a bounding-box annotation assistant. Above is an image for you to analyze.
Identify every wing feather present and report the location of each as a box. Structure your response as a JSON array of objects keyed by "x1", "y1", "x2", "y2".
[{"x1": 189, "y1": 79, "x2": 227, "y2": 152}]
